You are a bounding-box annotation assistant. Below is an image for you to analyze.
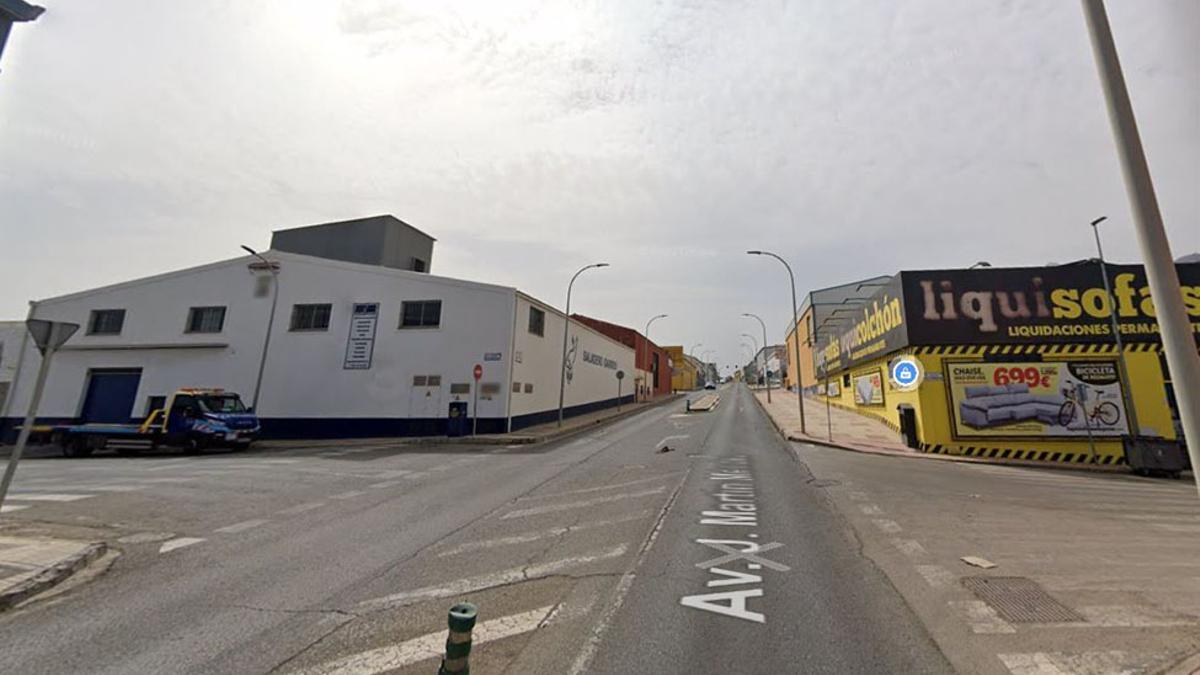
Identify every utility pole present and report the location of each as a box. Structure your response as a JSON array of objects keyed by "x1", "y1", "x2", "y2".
[{"x1": 1082, "y1": 0, "x2": 1200, "y2": 494}]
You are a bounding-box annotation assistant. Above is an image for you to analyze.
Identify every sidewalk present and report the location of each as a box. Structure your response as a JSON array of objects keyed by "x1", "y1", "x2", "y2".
[
  {"x1": 257, "y1": 394, "x2": 682, "y2": 451},
  {"x1": 0, "y1": 533, "x2": 106, "y2": 611},
  {"x1": 751, "y1": 389, "x2": 1135, "y2": 474},
  {"x1": 752, "y1": 388, "x2": 915, "y2": 455}
]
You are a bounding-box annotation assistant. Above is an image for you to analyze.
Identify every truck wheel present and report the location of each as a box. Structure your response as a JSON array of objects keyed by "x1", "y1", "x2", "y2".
[
  {"x1": 64, "y1": 437, "x2": 93, "y2": 458},
  {"x1": 182, "y1": 437, "x2": 206, "y2": 455}
]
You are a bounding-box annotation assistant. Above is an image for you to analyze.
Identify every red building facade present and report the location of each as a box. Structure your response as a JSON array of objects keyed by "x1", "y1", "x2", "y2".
[{"x1": 570, "y1": 314, "x2": 673, "y2": 399}]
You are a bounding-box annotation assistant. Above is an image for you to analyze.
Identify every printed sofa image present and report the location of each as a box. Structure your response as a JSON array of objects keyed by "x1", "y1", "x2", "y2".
[{"x1": 958, "y1": 383, "x2": 1066, "y2": 429}]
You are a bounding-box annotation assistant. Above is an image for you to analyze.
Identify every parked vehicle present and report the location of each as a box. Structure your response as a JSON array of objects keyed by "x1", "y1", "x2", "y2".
[{"x1": 46, "y1": 388, "x2": 260, "y2": 457}]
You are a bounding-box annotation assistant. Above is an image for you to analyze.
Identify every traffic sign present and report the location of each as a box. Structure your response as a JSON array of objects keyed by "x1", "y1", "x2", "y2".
[
  {"x1": 473, "y1": 364, "x2": 483, "y2": 381},
  {"x1": 890, "y1": 356, "x2": 923, "y2": 391},
  {"x1": 26, "y1": 319, "x2": 79, "y2": 355},
  {"x1": 616, "y1": 370, "x2": 625, "y2": 380}
]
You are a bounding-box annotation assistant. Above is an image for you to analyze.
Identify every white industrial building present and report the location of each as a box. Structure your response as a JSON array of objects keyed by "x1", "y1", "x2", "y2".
[{"x1": 0, "y1": 216, "x2": 636, "y2": 439}]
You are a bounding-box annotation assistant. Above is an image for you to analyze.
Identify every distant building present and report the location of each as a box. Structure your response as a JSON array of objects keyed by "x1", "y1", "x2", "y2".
[
  {"x1": 271, "y1": 215, "x2": 435, "y2": 273},
  {"x1": 663, "y1": 346, "x2": 698, "y2": 391},
  {"x1": 570, "y1": 315, "x2": 672, "y2": 400}
]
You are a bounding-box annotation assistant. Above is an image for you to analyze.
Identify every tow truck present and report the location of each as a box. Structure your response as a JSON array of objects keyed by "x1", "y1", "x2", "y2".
[{"x1": 45, "y1": 388, "x2": 260, "y2": 457}]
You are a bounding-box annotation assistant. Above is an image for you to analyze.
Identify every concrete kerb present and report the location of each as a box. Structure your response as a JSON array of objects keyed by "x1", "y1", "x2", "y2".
[
  {"x1": 1165, "y1": 649, "x2": 1200, "y2": 675},
  {"x1": 0, "y1": 541, "x2": 107, "y2": 612},
  {"x1": 747, "y1": 389, "x2": 1150, "y2": 477},
  {"x1": 256, "y1": 394, "x2": 684, "y2": 451}
]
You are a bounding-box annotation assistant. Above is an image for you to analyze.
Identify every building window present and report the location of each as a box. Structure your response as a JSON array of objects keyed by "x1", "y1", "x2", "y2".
[
  {"x1": 145, "y1": 395, "x2": 166, "y2": 416},
  {"x1": 400, "y1": 300, "x2": 441, "y2": 328},
  {"x1": 528, "y1": 307, "x2": 545, "y2": 337},
  {"x1": 524, "y1": 383, "x2": 533, "y2": 393},
  {"x1": 290, "y1": 303, "x2": 332, "y2": 331},
  {"x1": 412, "y1": 375, "x2": 428, "y2": 386},
  {"x1": 512, "y1": 382, "x2": 521, "y2": 393},
  {"x1": 88, "y1": 309, "x2": 125, "y2": 335},
  {"x1": 411, "y1": 258, "x2": 427, "y2": 273},
  {"x1": 186, "y1": 306, "x2": 226, "y2": 333},
  {"x1": 427, "y1": 375, "x2": 442, "y2": 386},
  {"x1": 451, "y1": 383, "x2": 471, "y2": 395}
]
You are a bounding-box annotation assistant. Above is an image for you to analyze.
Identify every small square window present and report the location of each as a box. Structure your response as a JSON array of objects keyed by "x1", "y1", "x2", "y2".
[
  {"x1": 413, "y1": 375, "x2": 428, "y2": 386},
  {"x1": 512, "y1": 382, "x2": 521, "y2": 393},
  {"x1": 528, "y1": 307, "x2": 545, "y2": 337},
  {"x1": 186, "y1": 306, "x2": 226, "y2": 333},
  {"x1": 88, "y1": 309, "x2": 125, "y2": 335},
  {"x1": 451, "y1": 383, "x2": 471, "y2": 394},
  {"x1": 524, "y1": 383, "x2": 533, "y2": 393},
  {"x1": 290, "y1": 304, "x2": 332, "y2": 331},
  {"x1": 400, "y1": 300, "x2": 441, "y2": 328},
  {"x1": 427, "y1": 375, "x2": 442, "y2": 386}
]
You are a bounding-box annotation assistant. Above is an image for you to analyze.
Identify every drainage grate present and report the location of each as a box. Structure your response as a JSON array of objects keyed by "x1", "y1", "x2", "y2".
[{"x1": 961, "y1": 577, "x2": 1085, "y2": 623}]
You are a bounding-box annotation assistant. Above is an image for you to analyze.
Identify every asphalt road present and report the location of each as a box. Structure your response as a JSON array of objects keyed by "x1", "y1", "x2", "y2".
[{"x1": 0, "y1": 384, "x2": 949, "y2": 674}]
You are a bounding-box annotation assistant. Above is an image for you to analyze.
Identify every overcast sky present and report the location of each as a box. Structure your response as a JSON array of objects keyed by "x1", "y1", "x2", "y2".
[{"x1": 1, "y1": 0, "x2": 1197, "y2": 371}]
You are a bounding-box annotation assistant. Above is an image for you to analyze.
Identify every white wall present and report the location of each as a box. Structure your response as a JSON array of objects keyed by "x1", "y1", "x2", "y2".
[
  {"x1": 510, "y1": 294, "x2": 634, "y2": 420},
  {"x1": 0, "y1": 321, "x2": 27, "y2": 414},
  {"x1": 3, "y1": 252, "x2": 518, "y2": 429}
]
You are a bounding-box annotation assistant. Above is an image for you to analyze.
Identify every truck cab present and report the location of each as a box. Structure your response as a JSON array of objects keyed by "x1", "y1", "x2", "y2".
[{"x1": 150, "y1": 389, "x2": 260, "y2": 449}]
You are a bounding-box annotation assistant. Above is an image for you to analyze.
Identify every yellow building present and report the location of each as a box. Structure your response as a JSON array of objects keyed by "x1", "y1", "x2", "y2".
[
  {"x1": 784, "y1": 276, "x2": 893, "y2": 393},
  {"x1": 811, "y1": 263, "x2": 1196, "y2": 468},
  {"x1": 663, "y1": 345, "x2": 698, "y2": 391}
]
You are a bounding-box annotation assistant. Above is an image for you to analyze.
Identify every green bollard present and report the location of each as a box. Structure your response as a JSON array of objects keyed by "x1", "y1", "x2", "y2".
[{"x1": 438, "y1": 602, "x2": 478, "y2": 675}]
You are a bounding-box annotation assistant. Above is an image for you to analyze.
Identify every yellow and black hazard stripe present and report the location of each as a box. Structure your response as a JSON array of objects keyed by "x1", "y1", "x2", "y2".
[
  {"x1": 914, "y1": 343, "x2": 1159, "y2": 356},
  {"x1": 920, "y1": 442, "x2": 1124, "y2": 465}
]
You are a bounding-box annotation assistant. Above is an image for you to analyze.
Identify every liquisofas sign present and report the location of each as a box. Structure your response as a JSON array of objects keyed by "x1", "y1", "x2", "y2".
[
  {"x1": 901, "y1": 262, "x2": 1200, "y2": 345},
  {"x1": 815, "y1": 261, "x2": 1200, "y2": 375}
]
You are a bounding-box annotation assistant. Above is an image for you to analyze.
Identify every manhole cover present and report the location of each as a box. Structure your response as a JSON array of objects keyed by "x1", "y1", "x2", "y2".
[{"x1": 962, "y1": 576, "x2": 1085, "y2": 623}]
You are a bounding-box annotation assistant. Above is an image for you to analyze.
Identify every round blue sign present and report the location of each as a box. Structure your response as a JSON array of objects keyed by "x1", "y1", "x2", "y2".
[{"x1": 890, "y1": 357, "x2": 922, "y2": 390}]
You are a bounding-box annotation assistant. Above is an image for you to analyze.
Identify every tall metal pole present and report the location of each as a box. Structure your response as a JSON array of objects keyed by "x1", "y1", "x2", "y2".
[
  {"x1": 558, "y1": 263, "x2": 609, "y2": 427},
  {"x1": 742, "y1": 313, "x2": 772, "y2": 403},
  {"x1": 1089, "y1": 216, "x2": 1141, "y2": 437},
  {"x1": 1082, "y1": 0, "x2": 1200, "y2": 494},
  {"x1": 748, "y1": 251, "x2": 807, "y2": 434},
  {"x1": 242, "y1": 246, "x2": 279, "y2": 413},
  {"x1": 643, "y1": 314, "x2": 667, "y2": 402}
]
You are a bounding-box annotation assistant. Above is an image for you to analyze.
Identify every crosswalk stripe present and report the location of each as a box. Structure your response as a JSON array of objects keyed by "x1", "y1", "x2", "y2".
[
  {"x1": 502, "y1": 488, "x2": 665, "y2": 519},
  {"x1": 518, "y1": 473, "x2": 685, "y2": 501},
  {"x1": 278, "y1": 502, "x2": 325, "y2": 516},
  {"x1": 357, "y1": 545, "x2": 628, "y2": 611},
  {"x1": 4, "y1": 493, "x2": 94, "y2": 502},
  {"x1": 290, "y1": 604, "x2": 556, "y2": 675},
  {"x1": 159, "y1": 537, "x2": 205, "y2": 553},
  {"x1": 214, "y1": 519, "x2": 269, "y2": 534},
  {"x1": 436, "y1": 512, "x2": 650, "y2": 557},
  {"x1": 0, "y1": 504, "x2": 30, "y2": 513}
]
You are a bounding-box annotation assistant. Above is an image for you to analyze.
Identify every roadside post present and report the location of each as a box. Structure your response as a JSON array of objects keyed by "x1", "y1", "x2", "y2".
[
  {"x1": 472, "y1": 364, "x2": 482, "y2": 436},
  {"x1": 616, "y1": 370, "x2": 625, "y2": 411},
  {"x1": 0, "y1": 319, "x2": 79, "y2": 513},
  {"x1": 438, "y1": 602, "x2": 477, "y2": 675}
]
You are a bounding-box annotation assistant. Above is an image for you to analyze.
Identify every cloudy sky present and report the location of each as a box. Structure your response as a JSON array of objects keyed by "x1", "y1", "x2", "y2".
[{"x1": 1, "y1": 0, "x2": 1196, "y2": 370}]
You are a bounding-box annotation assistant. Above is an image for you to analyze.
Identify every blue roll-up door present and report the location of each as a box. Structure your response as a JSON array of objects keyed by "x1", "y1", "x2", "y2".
[{"x1": 80, "y1": 370, "x2": 142, "y2": 423}]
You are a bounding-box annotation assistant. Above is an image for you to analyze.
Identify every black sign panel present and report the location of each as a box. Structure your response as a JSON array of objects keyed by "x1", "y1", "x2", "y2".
[
  {"x1": 900, "y1": 262, "x2": 1200, "y2": 345},
  {"x1": 816, "y1": 275, "x2": 909, "y2": 375}
]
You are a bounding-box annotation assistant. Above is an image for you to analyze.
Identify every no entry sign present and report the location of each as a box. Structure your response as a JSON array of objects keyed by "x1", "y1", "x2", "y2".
[{"x1": 473, "y1": 364, "x2": 483, "y2": 380}]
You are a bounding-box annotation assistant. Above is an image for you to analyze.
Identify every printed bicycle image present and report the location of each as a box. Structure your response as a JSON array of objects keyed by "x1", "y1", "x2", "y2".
[{"x1": 1057, "y1": 381, "x2": 1121, "y2": 428}]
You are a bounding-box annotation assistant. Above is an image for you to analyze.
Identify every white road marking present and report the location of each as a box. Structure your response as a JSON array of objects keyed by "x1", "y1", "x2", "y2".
[
  {"x1": 655, "y1": 435, "x2": 689, "y2": 449},
  {"x1": 0, "y1": 504, "x2": 30, "y2": 513},
  {"x1": 329, "y1": 490, "x2": 367, "y2": 500},
  {"x1": 859, "y1": 504, "x2": 883, "y2": 515},
  {"x1": 159, "y1": 537, "x2": 206, "y2": 554},
  {"x1": 915, "y1": 564, "x2": 955, "y2": 589},
  {"x1": 501, "y1": 488, "x2": 666, "y2": 520},
  {"x1": 891, "y1": 538, "x2": 928, "y2": 558},
  {"x1": 277, "y1": 502, "x2": 325, "y2": 516},
  {"x1": 290, "y1": 604, "x2": 557, "y2": 675},
  {"x1": 1150, "y1": 523, "x2": 1200, "y2": 533},
  {"x1": 872, "y1": 518, "x2": 902, "y2": 533},
  {"x1": 518, "y1": 473, "x2": 685, "y2": 501},
  {"x1": 436, "y1": 512, "x2": 650, "y2": 557},
  {"x1": 951, "y1": 600, "x2": 1016, "y2": 634},
  {"x1": 4, "y1": 493, "x2": 94, "y2": 502},
  {"x1": 357, "y1": 545, "x2": 628, "y2": 611},
  {"x1": 214, "y1": 519, "x2": 269, "y2": 534},
  {"x1": 139, "y1": 477, "x2": 193, "y2": 483}
]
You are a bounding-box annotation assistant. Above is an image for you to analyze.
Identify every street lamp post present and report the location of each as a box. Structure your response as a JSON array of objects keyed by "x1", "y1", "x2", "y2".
[
  {"x1": 740, "y1": 331, "x2": 760, "y2": 388},
  {"x1": 1088, "y1": 216, "x2": 1141, "y2": 438},
  {"x1": 642, "y1": 314, "x2": 668, "y2": 402},
  {"x1": 1082, "y1": 0, "x2": 1200, "y2": 494},
  {"x1": 242, "y1": 245, "x2": 279, "y2": 414},
  {"x1": 742, "y1": 313, "x2": 771, "y2": 403},
  {"x1": 557, "y1": 263, "x2": 610, "y2": 427},
  {"x1": 748, "y1": 250, "x2": 807, "y2": 434}
]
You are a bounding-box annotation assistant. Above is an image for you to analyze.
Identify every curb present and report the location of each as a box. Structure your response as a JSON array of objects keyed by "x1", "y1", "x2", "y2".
[
  {"x1": 0, "y1": 541, "x2": 107, "y2": 612},
  {"x1": 256, "y1": 395, "x2": 684, "y2": 451},
  {"x1": 1165, "y1": 650, "x2": 1200, "y2": 675},
  {"x1": 747, "y1": 391, "x2": 1142, "y2": 477}
]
